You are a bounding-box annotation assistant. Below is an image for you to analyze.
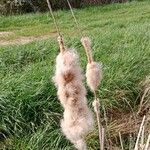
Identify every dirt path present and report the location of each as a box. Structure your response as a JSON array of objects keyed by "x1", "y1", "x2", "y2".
[
  {"x1": 0, "y1": 32, "x2": 57, "y2": 46},
  {"x1": 0, "y1": 31, "x2": 14, "y2": 36}
]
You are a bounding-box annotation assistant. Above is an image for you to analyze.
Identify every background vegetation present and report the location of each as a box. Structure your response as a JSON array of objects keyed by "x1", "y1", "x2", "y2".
[
  {"x1": 1, "y1": 0, "x2": 130, "y2": 15},
  {"x1": 0, "y1": 0, "x2": 150, "y2": 149}
]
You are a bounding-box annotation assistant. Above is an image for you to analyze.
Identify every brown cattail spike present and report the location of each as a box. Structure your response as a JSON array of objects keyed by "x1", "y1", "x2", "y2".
[
  {"x1": 57, "y1": 35, "x2": 66, "y2": 53},
  {"x1": 81, "y1": 37, "x2": 93, "y2": 63}
]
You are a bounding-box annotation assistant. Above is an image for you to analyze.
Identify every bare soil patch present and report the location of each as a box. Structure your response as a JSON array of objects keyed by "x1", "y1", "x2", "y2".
[
  {"x1": 0, "y1": 31, "x2": 14, "y2": 36},
  {"x1": 0, "y1": 32, "x2": 57, "y2": 46}
]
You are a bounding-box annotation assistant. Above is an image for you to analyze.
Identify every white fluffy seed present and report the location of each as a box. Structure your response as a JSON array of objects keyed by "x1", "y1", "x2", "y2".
[
  {"x1": 86, "y1": 62, "x2": 103, "y2": 92},
  {"x1": 53, "y1": 49, "x2": 94, "y2": 150}
]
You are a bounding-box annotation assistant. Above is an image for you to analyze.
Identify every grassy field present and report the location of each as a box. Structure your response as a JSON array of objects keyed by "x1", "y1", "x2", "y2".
[{"x1": 0, "y1": 0, "x2": 150, "y2": 149}]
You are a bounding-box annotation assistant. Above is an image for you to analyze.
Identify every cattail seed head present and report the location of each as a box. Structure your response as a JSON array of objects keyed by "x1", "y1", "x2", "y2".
[
  {"x1": 53, "y1": 49, "x2": 94, "y2": 150},
  {"x1": 86, "y1": 62, "x2": 103, "y2": 92}
]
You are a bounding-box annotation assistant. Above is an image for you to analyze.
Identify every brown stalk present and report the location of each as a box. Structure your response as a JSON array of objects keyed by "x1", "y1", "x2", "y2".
[
  {"x1": 81, "y1": 37, "x2": 93, "y2": 63},
  {"x1": 144, "y1": 134, "x2": 150, "y2": 150},
  {"x1": 134, "y1": 115, "x2": 146, "y2": 150},
  {"x1": 119, "y1": 132, "x2": 124, "y2": 150},
  {"x1": 57, "y1": 35, "x2": 66, "y2": 53},
  {"x1": 140, "y1": 126, "x2": 145, "y2": 150},
  {"x1": 137, "y1": 87, "x2": 150, "y2": 115}
]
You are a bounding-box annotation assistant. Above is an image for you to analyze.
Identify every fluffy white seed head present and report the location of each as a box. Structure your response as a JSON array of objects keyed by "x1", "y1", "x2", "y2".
[
  {"x1": 53, "y1": 49, "x2": 94, "y2": 150},
  {"x1": 53, "y1": 49, "x2": 82, "y2": 87},
  {"x1": 86, "y1": 62, "x2": 103, "y2": 92}
]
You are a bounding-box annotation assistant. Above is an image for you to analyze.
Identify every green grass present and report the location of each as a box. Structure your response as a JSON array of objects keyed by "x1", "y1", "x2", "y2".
[{"x1": 0, "y1": 0, "x2": 150, "y2": 149}]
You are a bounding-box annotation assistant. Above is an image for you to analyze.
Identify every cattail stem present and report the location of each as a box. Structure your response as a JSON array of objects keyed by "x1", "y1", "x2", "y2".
[
  {"x1": 95, "y1": 100, "x2": 102, "y2": 149},
  {"x1": 57, "y1": 35, "x2": 66, "y2": 53},
  {"x1": 94, "y1": 91, "x2": 97, "y2": 100},
  {"x1": 81, "y1": 37, "x2": 93, "y2": 63},
  {"x1": 93, "y1": 97, "x2": 104, "y2": 150},
  {"x1": 93, "y1": 93, "x2": 103, "y2": 150},
  {"x1": 82, "y1": 36, "x2": 104, "y2": 150}
]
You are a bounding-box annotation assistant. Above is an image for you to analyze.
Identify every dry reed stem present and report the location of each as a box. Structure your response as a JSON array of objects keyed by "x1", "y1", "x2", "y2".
[
  {"x1": 103, "y1": 105, "x2": 111, "y2": 149},
  {"x1": 129, "y1": 133, "x2": 133, "y2": 150},
  {"x1": 101, "y1": 128, "x2": 105, "y2": 150},
  {"x1": 107, "y1": 114, "x2": 150, "y2": 137},
  {"x1": 134, "y1": 115, "x2": 146, "y2": 150},
  {"x1": 137, "y1": 87, "x2": 150, "y2": 115},
  {"x1": 119, "y1": 132, "x2": 124, "y2": 150},
  {"x1": 140, "y1": 126, "x2": 145, "y2": 149},
  {"x1": 144, "y1": 134, "x2": 150, "y2": 150}
]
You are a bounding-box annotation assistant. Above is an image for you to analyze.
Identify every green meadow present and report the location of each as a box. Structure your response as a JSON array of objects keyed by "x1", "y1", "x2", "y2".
[{"x1": 0, "y1": 0, "x2": 150, "y2": 149}]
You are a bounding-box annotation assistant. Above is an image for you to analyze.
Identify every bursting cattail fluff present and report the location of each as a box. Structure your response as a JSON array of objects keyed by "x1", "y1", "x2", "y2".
[
  {"x1": 53, "y1": 48, "x2": 94, "y2": 150},
  {"x1": 86, "y1": 62, "x2": 102, "y2": 92},
  {"x1": 81, "y1": 37, "x2": 104, "y2": 149},
  {"x1": 81, "y1": 37, "x2": 103, "y2": 92}
]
